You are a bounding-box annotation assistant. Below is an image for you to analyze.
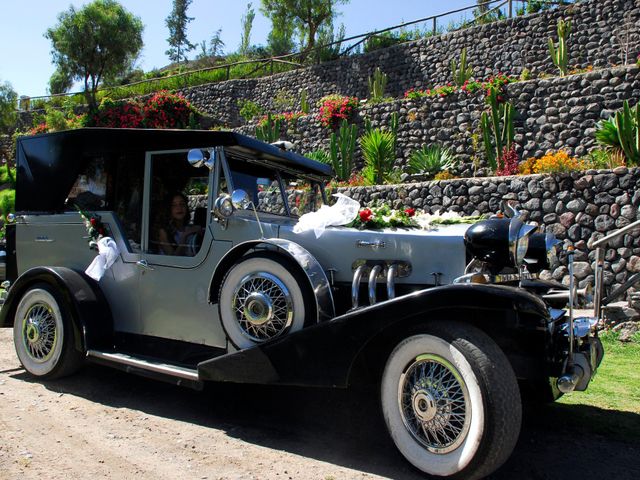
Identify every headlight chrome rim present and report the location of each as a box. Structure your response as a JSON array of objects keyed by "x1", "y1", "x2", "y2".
[{"x1": 508, "y1": 217, "x2": 537, "y2": 267}]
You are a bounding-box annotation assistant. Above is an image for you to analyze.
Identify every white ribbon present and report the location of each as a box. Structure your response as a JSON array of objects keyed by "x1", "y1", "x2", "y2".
[
  {"x1": 85, "y1": 237, "x2": 120, "y2": 281},
  {"x1": 293, "y1": 193, "x2": 360, "y2": 238}
]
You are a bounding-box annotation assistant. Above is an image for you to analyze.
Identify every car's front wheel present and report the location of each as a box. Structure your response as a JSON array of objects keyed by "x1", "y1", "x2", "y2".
[
  {"x1": 218, "y1": 252, "x2": 312, "y2": 349},
  {"x1": 381, "y1": 322, "x2": 521, "y2": 480},
  {"x1": 13, "y1": 283, "x2": 83, "y2": 379}
]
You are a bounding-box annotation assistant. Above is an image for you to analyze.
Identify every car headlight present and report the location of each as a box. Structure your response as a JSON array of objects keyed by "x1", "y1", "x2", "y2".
[
  {"x1": 464, "y1": 216, "x2": 537, "y2": 273},
  {"x1": 509, "y1": 217, "x2": 537, "y2": 267},
  {"x1": 525, "y1": 231, "x2": 562, "y2": 273}
]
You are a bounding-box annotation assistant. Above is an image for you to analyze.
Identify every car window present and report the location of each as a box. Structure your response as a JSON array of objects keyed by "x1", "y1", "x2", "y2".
[{"x1": 147, "y1": 151, "x2": 209, "y2": 256}]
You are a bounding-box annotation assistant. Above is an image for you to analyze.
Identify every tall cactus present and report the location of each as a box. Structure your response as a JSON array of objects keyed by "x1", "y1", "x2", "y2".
[
  {"x1": 255, "y1": 113, "x2": 281, "y2": 143},
  {"x1": 548, "y1": 18, "x2": 572, "y2": 77},
  {"x1": 368, "y1": 67, "x2": 388, "y2": 102},
  {"x1": 480, "y1": 87, "x2": 514, "y2": 171},
  {"x1": 451, "y1": 47, "x2": 474, "y2": 86},
  {"x1": 329, "y1": 119, "x2": 358, "y2": 181},
  {"x1": 614, "y1": 100, "x2": 640, "y2": 165}
]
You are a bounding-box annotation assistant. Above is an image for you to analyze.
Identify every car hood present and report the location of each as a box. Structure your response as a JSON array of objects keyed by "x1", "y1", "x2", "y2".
[{"x1": 279, "y1": 222, "x2": 470, "y2": 285}]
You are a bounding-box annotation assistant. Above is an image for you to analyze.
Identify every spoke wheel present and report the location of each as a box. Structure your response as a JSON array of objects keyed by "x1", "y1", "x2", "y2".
[
  {"x1": 219, "y1": 252, "x2": 312, "y2": 349},
  {"x1": 232, "y1": 272, "x2": 293, "y2": 342},
  {"x1": 381, "y1": 322, "x2": 521, "y2": 480},
  {"x1": 13, "y1": 284, "x2": 83, "y2": 379},
  {"x1": 399, "y1": 354, "x2": 471, "y2": 454}
]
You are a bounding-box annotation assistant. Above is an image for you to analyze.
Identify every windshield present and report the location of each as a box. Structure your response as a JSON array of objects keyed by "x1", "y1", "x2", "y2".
[{"x1": 224, "y1": 151, "x2": 326, "y2": 217}]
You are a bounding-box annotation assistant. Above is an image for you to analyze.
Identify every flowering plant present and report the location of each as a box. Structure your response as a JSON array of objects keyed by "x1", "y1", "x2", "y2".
[
  {"x1": 143, "y1": 91, "x2": 193, "y2": 129},
  {"x1": 403, "y1": 74, "x2": 516, "y2": 102},
  {"x1": 522, "y1": 150, "x2": 585, "y2": 174},
  {"x1": 91, "y1": 98, "x2": 144, "y2": 128},
  {"x1": 350, "y1": 204, "x2": 419, "y2": 229},
  {"x1": 77, "y1": 208, "x2": 107, "y2": 249},
  {"x1": 637, "y1": 54, "x2": 640, "y2": 67},
  {"x1": 257, "y1": 111, "x2": 304, "y2": 130},
  {"x1": 318, "y1": 94, "x2": 359, "y2": 128}
]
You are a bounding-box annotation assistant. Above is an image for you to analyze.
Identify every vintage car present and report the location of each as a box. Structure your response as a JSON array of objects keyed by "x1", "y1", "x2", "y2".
[{"x1": 1, "y1": 128, "x2": 603, "y2": 480}]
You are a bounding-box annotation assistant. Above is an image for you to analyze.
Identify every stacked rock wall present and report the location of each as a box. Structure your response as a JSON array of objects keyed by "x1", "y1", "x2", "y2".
[
  {"x1": 235, "y1": 65, "x2": 640, "y2": 175},
  {"x1": 180, "y1": 0, "x2": 640, "y2": 126}
]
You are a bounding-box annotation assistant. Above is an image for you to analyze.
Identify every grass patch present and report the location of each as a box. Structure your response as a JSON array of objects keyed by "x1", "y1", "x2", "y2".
[{"x1": 541, "y1": 331, "x2": 640, "y2": 442}]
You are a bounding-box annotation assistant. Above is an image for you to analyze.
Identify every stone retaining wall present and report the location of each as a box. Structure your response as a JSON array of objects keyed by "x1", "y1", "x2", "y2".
[
  {"x1": 338, "y1": 167, "x2": 640, "y2": 294},
  {"x1": 180, "y1": 0, "x2": 639, "y2": 126},
  {"x1": 235, "y1": 65, "x2": 640, "y2": 175}
]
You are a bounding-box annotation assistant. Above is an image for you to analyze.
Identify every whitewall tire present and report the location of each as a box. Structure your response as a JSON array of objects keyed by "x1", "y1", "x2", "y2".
[
  {"x1": 219, "y1": 253, "x2": 310, "y2": 349},
  {"x1": 381, "y1": 322, "x2": 521, "y2": 480},
  {"x1": 13, "y1": 284, "x2": 83, "y2": 379}
]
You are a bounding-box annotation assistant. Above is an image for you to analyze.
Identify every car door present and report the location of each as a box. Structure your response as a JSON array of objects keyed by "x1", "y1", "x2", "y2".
[{"x1": 136, "y1": 150, "x2": 230, "y2": 348}]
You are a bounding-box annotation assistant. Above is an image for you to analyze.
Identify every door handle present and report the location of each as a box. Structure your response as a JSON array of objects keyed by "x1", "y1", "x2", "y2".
[{"x1": 136, "y1": 260, "x2": 154, "y2": 271}]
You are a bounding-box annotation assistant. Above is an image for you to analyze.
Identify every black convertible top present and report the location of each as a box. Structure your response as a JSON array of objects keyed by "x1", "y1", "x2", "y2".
[{"x1": 15, "y1": 128, "x2": 333, "y2": 212}]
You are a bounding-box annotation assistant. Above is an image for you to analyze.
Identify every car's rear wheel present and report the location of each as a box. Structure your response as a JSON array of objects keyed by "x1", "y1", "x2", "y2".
[
  {"x1": 13, "y1": 283, "x2": 83, "y2": 379},
  {"x1": 381, "y1": 322, "x2": 521, "y2": 480},
  {"x1": 219, "y1": 252, "x2": 313, "y2": 349}
]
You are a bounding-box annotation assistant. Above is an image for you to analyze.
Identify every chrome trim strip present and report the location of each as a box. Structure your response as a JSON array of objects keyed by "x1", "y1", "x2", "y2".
[{"x1": 86, "y1": 350, "x2": 199, "y2": 381}]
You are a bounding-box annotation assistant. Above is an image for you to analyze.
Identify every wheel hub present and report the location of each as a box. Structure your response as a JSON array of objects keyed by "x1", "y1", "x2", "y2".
[
  {"x1": 243, "y1": 292, "x2": 274, "y2": 326},
  {"x1": 412, "y1": 390, "x2": 437, "y2": 422},
  {"x1": 26, "y1": 322, "x2": 41, "y2": 343}
]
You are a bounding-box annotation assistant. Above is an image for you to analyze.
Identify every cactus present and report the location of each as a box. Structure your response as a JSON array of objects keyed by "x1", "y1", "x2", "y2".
[
  {"x1": 614, "y1": 100, "x2": 640, "y2": 165},
  {"x1": 255, "y1": 113, "x2": 281, "y2": 143},
  {"x1": 548, "y1": 19, "x2": 571, "y2": 77},
  {"x1": 300, "y1": 89, "x2": 310, "y2": 114},
  {"x1": 451, "y1": 48, "x2": 474, "y2": 87},
  {"x1": 480, "y1": 87, "x2": 514, "y2": 172},
  {"x1": 329, "y1": 120, "x2": 358, "y2": 181},
  {"x1": 368, "y1": 67, "x2": 388, "y2": 102}
]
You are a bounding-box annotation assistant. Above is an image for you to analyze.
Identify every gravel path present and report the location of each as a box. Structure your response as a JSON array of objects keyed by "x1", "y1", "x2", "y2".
[{"x1": 1, "y1": 328, "x2": 639, "y2": 480}]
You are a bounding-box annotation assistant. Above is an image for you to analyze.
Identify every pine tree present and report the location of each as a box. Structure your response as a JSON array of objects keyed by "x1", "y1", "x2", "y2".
[{"x1": 166, "y1": 0, "x2": 195, "y2": 63}]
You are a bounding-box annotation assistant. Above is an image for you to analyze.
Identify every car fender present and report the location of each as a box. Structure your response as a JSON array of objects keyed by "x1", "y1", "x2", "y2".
[
  {"x1": 0, "y1": 267, "x2": 113, "y2": 352},
  {"x1": 198, "y1": 283, "x2": 550, "y2": 387},
  {"x1": 209, "y1": 238, "x2": 335, "y2": 323}
]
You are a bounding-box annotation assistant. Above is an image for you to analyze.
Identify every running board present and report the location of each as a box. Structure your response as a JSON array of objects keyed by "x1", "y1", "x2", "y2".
[{"x1": 86, "y1": 350, "x2": 202, "y2": 389}]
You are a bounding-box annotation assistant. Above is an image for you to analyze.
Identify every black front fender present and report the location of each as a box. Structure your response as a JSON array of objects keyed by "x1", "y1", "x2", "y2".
[
  {"x1": 198, "y1": 284, "x2": 550, "y2": 387},
  {"x1": 0, "y1": 267, "x2": 113, "y2": 352}
]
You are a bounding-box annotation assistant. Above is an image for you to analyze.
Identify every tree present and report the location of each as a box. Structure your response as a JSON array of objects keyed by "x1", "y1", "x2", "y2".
[
  {"x1": 45, "y1": 0, "x2": 144, "y2": 110},
  {"x1": 240, "y1": 3, "x2": 256, "y2": 56},
  {"x1": 166, "y1": 0, "x2": 195, "y2": 63},
  {"x1": 261, "y1": 0, "x2": 349, "y2": 56},
  {"x1": 48, "y1": 67, "x2": 74, "y2": 95},
  {"x1": 0, "y1": 80, "x2": 18, "y2": 134},
  {"x1": 267, "y1": 16, "x2": 296, "y2": 56}
]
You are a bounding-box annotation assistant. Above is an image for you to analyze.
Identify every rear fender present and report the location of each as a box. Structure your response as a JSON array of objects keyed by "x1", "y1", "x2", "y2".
[
  {"x1": 198, "y1": 283, "x2": 550, "y2": 387},
  {"x1": 209, "y1": 238, "x2": 335, "y2": 323},
  {"x1": 0, "y1": 267, "x2": 113, "y2": 352}
]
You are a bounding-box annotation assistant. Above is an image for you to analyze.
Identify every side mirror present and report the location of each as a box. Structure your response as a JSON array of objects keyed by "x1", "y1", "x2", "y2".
[
  {"x1": 231, "y1": 189, "x2": 251, "y2": 210},
  {"x1": 187, "y1": 149, "x2": 215, "y2": 170}
]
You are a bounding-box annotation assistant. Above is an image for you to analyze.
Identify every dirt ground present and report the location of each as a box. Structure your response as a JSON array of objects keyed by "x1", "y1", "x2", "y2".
[{"x1": 1, "y1": 328, "x2": 639, "y2": 480}]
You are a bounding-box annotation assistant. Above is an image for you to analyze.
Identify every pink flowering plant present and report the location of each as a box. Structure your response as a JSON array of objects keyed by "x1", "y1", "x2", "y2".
[
  {"x1": 318, "y1": 94, "x2": 359, "y2": 129},
  {"x1": 403, "y1": 74, "x2": 516, "y2": 102},
  {"x1": 495, "y1": 146, "x2": 520, "y2": 176}
]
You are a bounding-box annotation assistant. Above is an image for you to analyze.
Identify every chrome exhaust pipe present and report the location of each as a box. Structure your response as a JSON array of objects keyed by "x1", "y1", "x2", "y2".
[
  {"x1": 557, "y1": 364, "x2": 585, "y2": 393},
  {"x1": 387, "y1": 264, "x2": 398, "y2": 300},
  {"x1": 368, "y1": 265, "x2": 383, "y2": 305},
  {"x1": 352, "y1": 265, "x2": 368, "y2": 309}
]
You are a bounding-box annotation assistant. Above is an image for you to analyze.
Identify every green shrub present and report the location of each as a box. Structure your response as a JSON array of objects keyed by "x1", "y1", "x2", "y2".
[
  {"x1": 0, "y1": 165, "x2": 16, "y2": 186},
  {"x1": 408, "y1": 145, "x2": 456, "y2": 177},
  {"x1": 360, "y1": 128, "x2": 396, "y2": 185},
  {"x1": 0, "y1": 189, "x2": 15, "y2": 218},
  {"x1": 237, "y1": 99, "x2": 263, "y2": 122}
]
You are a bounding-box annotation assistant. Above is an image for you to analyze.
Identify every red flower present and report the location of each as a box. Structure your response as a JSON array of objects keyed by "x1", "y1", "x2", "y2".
[
  {"x1": 359, "y1": 208, "x2": 373, "y2": 222},
  {"x1": 404, "y1": 208, "x2": 416, "y2": 217},
  {"x1": 90, "y1": 218, "x2": 97, "y2": 227}
]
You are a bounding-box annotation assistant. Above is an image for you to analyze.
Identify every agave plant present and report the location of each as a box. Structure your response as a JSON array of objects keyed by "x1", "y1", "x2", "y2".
[
  {"x1": 360, "y1": 128, "x2": 396, "y2": 185},
  {"x1": 408, "y1": 145, "x2": 456, "y2": 177},
  {"x1": 305, "y1": 150, "x2": 331, "y2": 164},
  {"x1": 595, "y1": 100, "x2": 640, "y2": 165}
]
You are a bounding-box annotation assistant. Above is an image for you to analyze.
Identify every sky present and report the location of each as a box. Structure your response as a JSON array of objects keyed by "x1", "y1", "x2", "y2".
[{"x1": 0, "y1": 0, "x2": 476, "y2": 98}]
